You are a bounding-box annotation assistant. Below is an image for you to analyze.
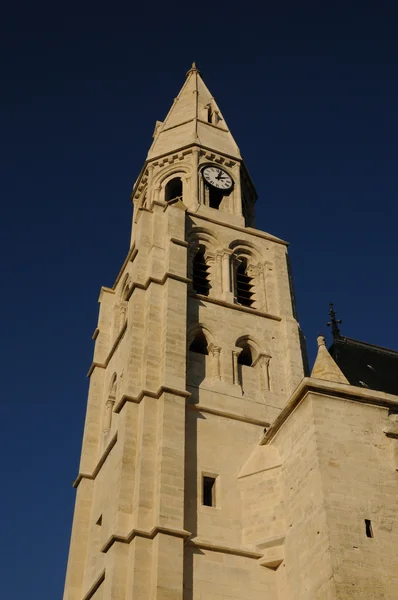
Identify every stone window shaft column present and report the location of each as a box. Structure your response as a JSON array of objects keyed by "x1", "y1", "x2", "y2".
[
  {"x1": 232, "y1": 350, "x2": 240, "y2": 386},
  {"x1": 120, "y1": 304, "x2": 127, "y2": 331},
  {"x1": 104, "y1": 398, "x2": 115, "y2": 434},
  {"x1": 210, "y1": 345, "x2": 222, "y2": 380},
  {"x1": 257, "y1": 353, "x2": 271, "y2": 392}
]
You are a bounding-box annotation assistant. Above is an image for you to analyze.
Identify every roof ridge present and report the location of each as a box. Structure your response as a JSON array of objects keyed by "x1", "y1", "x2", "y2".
[{"x1": 332, "y1": 336, "x2": 398, "y2": 357}]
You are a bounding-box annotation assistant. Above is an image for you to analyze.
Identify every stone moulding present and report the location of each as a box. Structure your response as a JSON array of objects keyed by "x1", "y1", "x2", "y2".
[
  {"x1": 187, "y1": 403, "x2": 270, "y2": 428},
  {"x1": 186, "y1": 537, "x2": 262, "y2": 559},
  {"x1": 187, "y1": 209, "x2": 288, "y2": 246},
  {"x1": 114, "y1": 385, "x2": 191, "y2": 414},
  {"x1": 101, "y1": 525, "x2": 191, "y2": 554},
  {"x1": 261, "y1": 376, "x2": 398, "y2": 446},
  {"x1": 87, "y1": 321, "x2": 127, "y2": 377},
  {"x1": 256, "y1": 535, "x2": 286, "y2": 570},
  {"x1": 81, "y1": 569, "x2": 105, "y2": 600},
  {"x1": 73, "y1": 433, "x2": 118, "y2": 488},
  {"x1": 189, "y1": 292, "x2": 282, "y2": 321}
]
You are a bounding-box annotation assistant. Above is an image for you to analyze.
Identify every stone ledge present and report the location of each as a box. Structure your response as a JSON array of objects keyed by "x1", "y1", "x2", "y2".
[
  {"x1": 114, "y1": 385, "x2": 191, "y2": 413},
  {"x1": 73, "y1": 433, "x2": 118, "y2": 488},
  {"x1": 87, "y1": 322, "x2": 127, "y2": 376},
  {"x1": 127, "y1": 271, "x2": 191, "y2": 301},
  {"x1": 256, "y1": 535, "x2": 285, "y2": 570},
  {"x1": 101, "y1": 525, "x2": 191, "y2": 553},
  {"x1": 187, "y1": 403, "x2": 270, "y2": 428},
  {"x1": 187, "y1": 209, "x2": 288, "y2": 246},
  {"x1": 189, "y1": 292, "x2": 282, "y2": 320},
  {"x1": 81, "y1": 569, "x2": 105, "y2": 600},
  {"x1": 187, "y1": 537, "x2": 262, "y2": 559}
]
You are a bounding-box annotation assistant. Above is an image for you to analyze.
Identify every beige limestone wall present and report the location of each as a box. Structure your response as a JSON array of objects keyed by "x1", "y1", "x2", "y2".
[
  {"x1": 183, "y1": 547, "x2": 275, "y2": 600},
  {"x1": 312, "y1": 394, "x2": 398, "y2": 599}
]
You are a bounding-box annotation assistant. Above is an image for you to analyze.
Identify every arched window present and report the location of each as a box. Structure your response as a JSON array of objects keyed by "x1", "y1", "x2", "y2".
[
  {"x1": 234, "y1": 339, "x2": 257, "y2": 393},
  {"x1": 165, "y1": 177, "x2": 183, "y2": 203},
  {"x1": 192, "y1": 247, "x2": 210, "y2": 296},
  {"x1": 237, "y1": 342, "x2": 253, "y2": 366},
  {"x1": 235, "y1": 258, "x2": 254, "y2": 307},
  {"x1": 189, "y1": 329, "x2": 208, "y2": 355}
]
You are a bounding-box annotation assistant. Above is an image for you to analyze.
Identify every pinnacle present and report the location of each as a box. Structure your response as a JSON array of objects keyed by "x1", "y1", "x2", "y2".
[
  {"x1": 311, "y1": 335, "x2": 349, "y2": 384},
  {"x1": 146, "y1": 64, "x2": 241, "y2": 160}
]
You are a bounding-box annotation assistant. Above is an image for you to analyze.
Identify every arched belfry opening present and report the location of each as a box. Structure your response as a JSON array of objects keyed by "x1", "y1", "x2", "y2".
[
  {"x1": 235, "y1": 338, "x2": 258, "y2": 394},
  {"x1": 165, "y1": 177, "x2": 183, "y2": 203},
  {"x1": 235, "y1": 258, "x2": 254, "y2": 307},
  {"x1": 188, "y1": 328, "x2": 210, "y2": 388},
  {"x1": 192, "y1": 247, "x2": 210, "y2": 296},
  {"x1": 189, "y1": 329, "x2": 209, "y2": 355},
  {"x1": 237, "y1": 342, "x2": 253, "y2": 367}
]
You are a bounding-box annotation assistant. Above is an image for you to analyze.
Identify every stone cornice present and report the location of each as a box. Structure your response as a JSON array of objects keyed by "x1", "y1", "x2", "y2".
[
  {"x1": 101, "y1": 525, "x2": 191, "y2": 554},
  {"x1": 189, "y1": 292, "x2": 282, "y2": 321},
  {"x1": 73, "y1": 433, "x2": 118, "y2": 488},
  {"x1": 187, "y1": 537, "x2": 262, "y2": 559},
  {"x1": 114, "y1": 385, "x2": 191, "y2": 414},
  {"x1": 187, "y1": 210, "x2": 288, "y2": 246},
  {"x1": 187, "y1": 403, "x2": 270, "y2": 428},
  {"x1": 261, "y1": 376, "x2": 398, "y2": 446},
  {"x1": 126, "y1": 271, "x2": 191, "y2": 301}
]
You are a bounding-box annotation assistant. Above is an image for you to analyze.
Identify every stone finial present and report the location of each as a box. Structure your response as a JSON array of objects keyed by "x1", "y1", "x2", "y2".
[
  {"x1": 311, "y1": 335, "x2": 349, "y2": 384},
  {"x1": 186, "y1": 61, "x2": 200, "y2": 77}
]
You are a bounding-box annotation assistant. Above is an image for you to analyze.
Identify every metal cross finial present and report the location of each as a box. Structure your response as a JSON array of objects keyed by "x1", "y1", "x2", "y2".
[{"x1": 327, "y1": 303, "x2": 342, "y2": 339}]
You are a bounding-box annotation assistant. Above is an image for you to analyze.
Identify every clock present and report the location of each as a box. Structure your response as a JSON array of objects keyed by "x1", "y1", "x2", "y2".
[{"x1": 202, "y1": 166, "x2": 233, "y2": 191}]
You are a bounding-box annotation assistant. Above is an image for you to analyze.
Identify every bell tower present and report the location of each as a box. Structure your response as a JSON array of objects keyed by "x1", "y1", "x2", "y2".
[{"x1": 63, "y1": 65, "x2": 306, "y2": 600}]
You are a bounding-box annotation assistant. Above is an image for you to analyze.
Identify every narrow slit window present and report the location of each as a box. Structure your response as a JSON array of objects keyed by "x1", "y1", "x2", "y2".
[
  {"x1": 203, "y1": 476, "x2": 216, "y2": 507},
  {"x1": 96, "y1": 515, "x2": 102, "y2": 526},
  {"x1": 365, "y1": 519, "x2": 373, "y2": 538}
]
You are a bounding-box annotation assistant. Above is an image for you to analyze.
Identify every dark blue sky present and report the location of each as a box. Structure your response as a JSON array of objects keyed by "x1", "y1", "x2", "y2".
[{"x1": 1, "y1": 2, "x2": 398, "y2": 598}]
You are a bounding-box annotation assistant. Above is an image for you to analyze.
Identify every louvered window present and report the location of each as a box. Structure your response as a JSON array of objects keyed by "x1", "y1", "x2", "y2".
[
  {"x1": 236, "y1": 259, "x2": 254, "y2": 307},
  {"x1": 192, "y1": 249, "x2": 210, "y2": 296}
]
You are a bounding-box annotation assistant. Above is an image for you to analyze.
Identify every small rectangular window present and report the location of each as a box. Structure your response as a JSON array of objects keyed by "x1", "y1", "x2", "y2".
[
  {"x1": 203, "y1": 476, "x2": 216, "y2": 507},
  {"x1": 365, "y1": 519, "x2": 373, "y2": 538}
]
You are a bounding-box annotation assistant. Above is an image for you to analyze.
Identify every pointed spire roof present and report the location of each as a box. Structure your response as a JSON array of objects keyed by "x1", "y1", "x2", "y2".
[
  {"x1": 311, "y1": 336, "x2": 349, "y2": 385},
  {"x1": 147, "y1": 64, "x2": 241, "y2": 161}
]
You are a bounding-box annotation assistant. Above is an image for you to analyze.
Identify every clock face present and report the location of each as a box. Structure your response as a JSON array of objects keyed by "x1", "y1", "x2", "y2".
[{"x1": 202, "y1": 166, "x2": 233, "y2": 191}]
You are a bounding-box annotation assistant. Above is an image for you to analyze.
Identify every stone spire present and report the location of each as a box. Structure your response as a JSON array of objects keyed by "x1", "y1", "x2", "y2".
[
  {"x1": 146, "y1": 65, "x2": 241, "y2": 161},
  {"x1": 311, "y1": 335, "x2": 349, "y2": 384}
]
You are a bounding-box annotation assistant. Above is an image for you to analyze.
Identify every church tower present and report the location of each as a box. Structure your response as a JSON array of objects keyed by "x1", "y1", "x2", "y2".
[{"x1": 63, "y1": 64, "x2": 306, "y2": 600}]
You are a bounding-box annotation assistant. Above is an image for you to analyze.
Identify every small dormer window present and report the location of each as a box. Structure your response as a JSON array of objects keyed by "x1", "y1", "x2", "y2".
[{"x1": 207, "y1": 106, "x2": 213, "y2": 124}]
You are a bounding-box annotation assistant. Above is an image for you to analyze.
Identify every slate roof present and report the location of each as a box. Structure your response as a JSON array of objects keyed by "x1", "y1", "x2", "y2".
[{"x1": 329, "y1": 336, "x2": 398, "y2": 396}]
